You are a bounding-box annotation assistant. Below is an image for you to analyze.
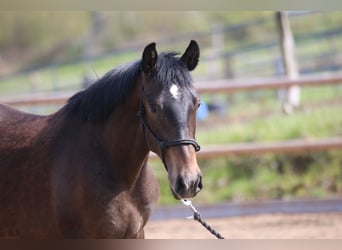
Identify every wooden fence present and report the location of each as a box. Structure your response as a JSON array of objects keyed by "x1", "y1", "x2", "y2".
[
  {"x1": 2, "y1": 73, "x2": 342, "y2": 106},
  {"x1": 1, "y1": 73, "x2": 342, "y2": 158},
  {"x1": 149, "y1": 137, "x2": 342, "y2": 160},
  {"x1": 195, "y1": 73, "x2": 342, "y2": 94}
]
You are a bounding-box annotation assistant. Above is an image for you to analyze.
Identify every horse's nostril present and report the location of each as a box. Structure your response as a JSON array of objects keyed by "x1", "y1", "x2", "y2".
[
  {"x1": 175, "y1": 175, "x2": 202, "y2": 197},
  {"x1": 196, "y1": 176, "x2": 203, "y2": 192},
  {"x1": 175, "y1": 177, "x2": 188, "y2": 195}
]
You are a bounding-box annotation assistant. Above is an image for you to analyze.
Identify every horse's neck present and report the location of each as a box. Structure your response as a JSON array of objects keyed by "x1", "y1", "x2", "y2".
[{"x1": 92, "y1": 93, "x2": 149, "y2": 185}]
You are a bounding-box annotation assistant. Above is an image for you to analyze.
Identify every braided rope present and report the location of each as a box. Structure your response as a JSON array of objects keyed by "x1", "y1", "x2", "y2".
[
  {"x1": 181, "y1": 199, "x2": 225, "y2": 239},
  {"x1": 193, "y1": 212, "x2": 225, "y2": 239}
]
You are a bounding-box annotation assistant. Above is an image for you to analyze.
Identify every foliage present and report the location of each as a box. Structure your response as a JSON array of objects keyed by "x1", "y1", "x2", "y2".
[
  {"x1": 152, "y1": 150, "x2": 342, "y2": 206},
  {"x1": 1, "y1": 12, "x2": 342, "y2": 76},
  {"x1": 0, "y1": 12, "x2": 89, "y2": 72}
]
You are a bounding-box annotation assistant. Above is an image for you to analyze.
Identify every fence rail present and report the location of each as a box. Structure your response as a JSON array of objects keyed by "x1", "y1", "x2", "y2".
[
  {"x1": 196, "y1": 73, "x2": 342, "y2": 94},
  {"x1": 2, "y1": 73, "x2": 342, "y2": 107},
  {"x1": 1, "y1": 73, "x2": 342, "y2": 158},
  {"x1": 1, "y1": 91, "x2": 74, "y2": 106},
  {"x1": 149, "y1": 137, "x2": 342, "y2": 160}
]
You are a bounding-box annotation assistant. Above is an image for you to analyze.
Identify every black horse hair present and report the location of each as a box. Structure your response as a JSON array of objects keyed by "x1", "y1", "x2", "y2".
[{"x1": 65, "y1": 52, "x2": 193, "y2": 122}]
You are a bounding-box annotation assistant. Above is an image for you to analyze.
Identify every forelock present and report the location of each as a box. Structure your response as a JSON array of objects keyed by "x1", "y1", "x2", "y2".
[{"x1": 154, "y1": 52, "x2": 193, "y2": 88}]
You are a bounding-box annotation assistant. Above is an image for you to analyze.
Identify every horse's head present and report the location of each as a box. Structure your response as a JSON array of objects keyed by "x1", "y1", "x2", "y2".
[{"x1": 138, "y1": 40, "x2": 202, "y2": 199}]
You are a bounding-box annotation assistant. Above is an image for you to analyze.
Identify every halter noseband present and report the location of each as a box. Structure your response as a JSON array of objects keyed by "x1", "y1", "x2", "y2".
[{"x1": 137, "y1": 87, "x2": 201, "y2": 164}]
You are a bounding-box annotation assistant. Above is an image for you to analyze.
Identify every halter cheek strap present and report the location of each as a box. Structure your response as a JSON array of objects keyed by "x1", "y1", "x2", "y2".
[
  {"x1": 138, "y1": 112, "x2": 201, "y2": 152},
  {"x1": 137, "y1": 90, "x2": 201, "y2": 166}
]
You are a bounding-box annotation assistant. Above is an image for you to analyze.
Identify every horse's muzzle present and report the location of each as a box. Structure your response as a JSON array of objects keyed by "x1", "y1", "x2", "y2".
[
  {"x1": 172, "y1": 174, "x2": 203, "y2": 199},
  {"x1": 163, "y1": 145, "x2": 203, "y2": 199}
]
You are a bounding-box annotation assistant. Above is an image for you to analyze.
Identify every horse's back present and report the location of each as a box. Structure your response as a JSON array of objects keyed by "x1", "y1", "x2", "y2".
[
  {"x1": 0, "y1": 104, "x2": 58, "y2": 238},
  {"x1": 0, "y1": 103, "x2": 38, "y2": 121},
  {"x1": 0, "y1": 104, "x2": 48, "y2": 149},
  {"x1": 0, "y1": 103, "x2": 51, "y2": 179},
  {"x1": 0, "y1": 103, "x2": 46, "y2": 126}
]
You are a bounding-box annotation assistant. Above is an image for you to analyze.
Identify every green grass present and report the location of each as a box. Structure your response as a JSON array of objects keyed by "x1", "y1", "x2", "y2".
[
  {"x1": 150, "y1": 96, "x2": 342, "y2": 205},
  {"x1": 152, "y1": 151, "x2": 342, "y2": 206},
  {"x1": 197, "y1": 104, "x2": 342, "y2": 145}
]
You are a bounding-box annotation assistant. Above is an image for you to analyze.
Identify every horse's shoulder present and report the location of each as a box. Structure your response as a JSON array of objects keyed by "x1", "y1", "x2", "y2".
[{"x1": 132, "y1": 163, "x2": 159, "y2": 214}]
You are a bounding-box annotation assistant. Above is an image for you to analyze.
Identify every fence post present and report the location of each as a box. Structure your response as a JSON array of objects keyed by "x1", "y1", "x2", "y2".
[
  {"x1": 276, "y1": 11, "x2": 301, "y2": 114},
  {"x1": 82, "y1": 11, "x2": 106, "y2": 88},
  {"x1": 207, "y1": 22, "x2": 224, "y2": 79}
]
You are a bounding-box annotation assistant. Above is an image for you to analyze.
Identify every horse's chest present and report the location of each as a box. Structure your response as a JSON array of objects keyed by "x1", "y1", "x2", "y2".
[{"x1": 104, "y1": 199, "x2": 147, "y2": 237}]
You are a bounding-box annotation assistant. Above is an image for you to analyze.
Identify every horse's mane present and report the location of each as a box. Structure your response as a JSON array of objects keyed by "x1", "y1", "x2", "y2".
[{"x1": 64, "y1": 52, "x2": 193, "y2": 122}]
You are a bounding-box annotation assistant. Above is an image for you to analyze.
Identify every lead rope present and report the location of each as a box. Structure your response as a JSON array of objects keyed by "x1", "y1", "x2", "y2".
[{"x1": 181, "y1": 199, "x2": 225, "y2": 239}]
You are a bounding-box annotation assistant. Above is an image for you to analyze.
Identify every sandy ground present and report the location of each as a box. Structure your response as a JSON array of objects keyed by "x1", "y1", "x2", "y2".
[{"x1": 145, "y1": 212, "x2": 342, "y2": 239}]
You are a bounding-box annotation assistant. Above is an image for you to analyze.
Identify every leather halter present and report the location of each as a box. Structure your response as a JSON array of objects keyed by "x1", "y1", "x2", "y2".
[{"x1": 137, "y1": 86, "x2": 201, "y2": 165}]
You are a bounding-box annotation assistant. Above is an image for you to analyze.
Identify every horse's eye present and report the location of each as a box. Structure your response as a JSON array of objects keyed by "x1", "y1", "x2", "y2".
[
  {"x1": 148, "y1": 102, "x2": 157, "y2": 113},
  {"x1": 197, "y1": 102, "x2": 201, "y2": 110},
  {"x1": 147, "y1": 99, "x2": 160, "y2": 113}
]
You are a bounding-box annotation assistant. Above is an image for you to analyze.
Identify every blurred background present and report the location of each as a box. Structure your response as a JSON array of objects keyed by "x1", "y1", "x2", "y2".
[{"x1": 0, "y1": 11, "x2": 341, "y2": 209}]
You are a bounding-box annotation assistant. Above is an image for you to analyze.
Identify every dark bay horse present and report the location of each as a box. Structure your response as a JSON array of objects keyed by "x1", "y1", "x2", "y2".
[{"x1": 0, "y1": 41, "x2": 202, "y2": 238}]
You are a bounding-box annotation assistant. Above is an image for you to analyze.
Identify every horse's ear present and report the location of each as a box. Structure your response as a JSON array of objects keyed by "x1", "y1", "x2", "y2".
[
  {"x1": 180, "y1": 40, "x2": 200, "y2": 71},
  {"x1": 142, "y1": 42, "x2": 158, "y2": 75}
]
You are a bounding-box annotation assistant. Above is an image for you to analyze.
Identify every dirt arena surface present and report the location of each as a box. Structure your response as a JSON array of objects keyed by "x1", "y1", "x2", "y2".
[{"x1": 145, "y1": 212, "x2": 342, "y2": 239}]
